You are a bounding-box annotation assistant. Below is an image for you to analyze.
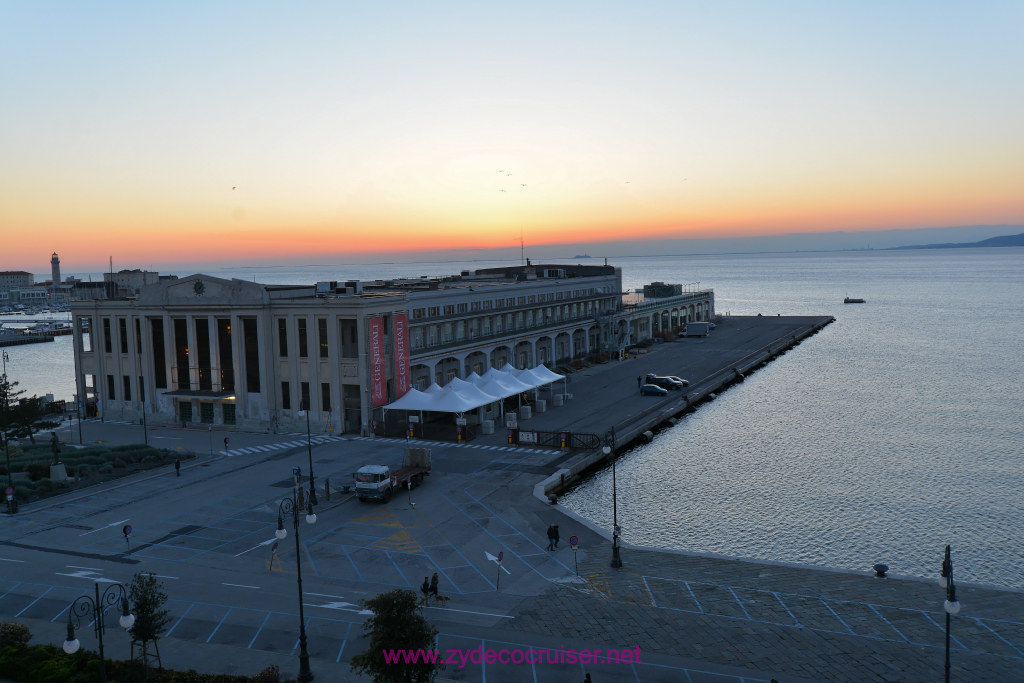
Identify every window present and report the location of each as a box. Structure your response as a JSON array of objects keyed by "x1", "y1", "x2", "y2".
[
  {"x1": 457, "y1": 303, "x2": 467, "y2": 313},
  {"x1": 281, "y1": 381, "x2": 291, "y2": 410},
  {"x1": 106, "y1": 374, "x2": 115, "y2": 400},
  {"x1": 200, "y1": 402, "x2": 214, "y2": 424},
  {"x1": 118, "y1": 318, "x2": 128, "y2": 353},
  {"x1": 443, "y1": 305, "x2": 454, "y2": 315},
  {"x1": 103, "y1": 318, "x2": 112, "y2": 353},
  {"x1": 298, "y1": 319, "x2": 308, "y2": 357},
  {"x1": 428, "y1": 306, "x2": 439, "y2": 316},
  {"x1": 151, "y1": 319, "x2": 167, "y2": 389},
  {"x1": 300, "y1": 382, "x2": 310, "y2": 411},
  {"x1": 138, "y1": 376, "x2": 145, "y2": 402},
  {"x1": 243, "y1": 318, "x2": 260, "y2": 392},
  {"x1": 321, "y1": 383, "x2": 331, "y2": 412},
  {"x1": 318, "y1": 318, "x2": 328, "y2": 357},
  {"x1": 223, "y1": 404, "x2": 236, "y2": 425},
  {"x1": 134, "y1": 319, "x2": 142, "y2": 353},
  {"x1": 277, "y1": 319, "x2": 288, "y2": 357},
  {"x1": 123, "y1": 375, "x2": 131, "y2": 401}
]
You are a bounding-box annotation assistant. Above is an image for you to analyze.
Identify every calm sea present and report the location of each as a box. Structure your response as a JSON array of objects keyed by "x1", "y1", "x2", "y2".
[{"x1": 7, "y1": 248, "x2": 1023, "y2": 589}]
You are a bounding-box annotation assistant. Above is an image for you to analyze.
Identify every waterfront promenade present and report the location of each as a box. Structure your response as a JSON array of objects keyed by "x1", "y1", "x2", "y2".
[{"x1": 2, "y1": 316, "x2": 1022, "y2": 682}]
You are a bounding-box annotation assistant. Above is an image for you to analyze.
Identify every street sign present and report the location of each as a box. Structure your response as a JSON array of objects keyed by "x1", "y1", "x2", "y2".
[
  {"x1": 293, "y1": 466, "x2": 301, "y2": 477},
  {"x1": 455, "y1": 417, "x2": 467, "y2": 426},
  {"x1": 122, "y1": 524, "x2": 132, "y2": 537},
  {"x1": 5, "y1": 487, "x2": 12, "y2": 497},
  {"x1": 569, "y1": 535, "x2": 579, "y2": 547},
  {"x1": 271, "y1": 542, "x2": 279, "y2": 554}
]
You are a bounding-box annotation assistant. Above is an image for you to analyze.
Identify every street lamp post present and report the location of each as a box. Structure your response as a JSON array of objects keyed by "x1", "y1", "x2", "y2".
[
  {"x1": 299, "y1": 405, "x2": 318, "y2": 506},
  {"x1": 2, "y1": 351, "x2": 13, "y2": 514},
  {"x1": 141, "y1": 403, "x2": 148, "y2": 445},
  {"x1": 940, "y1": 545, "x2": 961, "y2": 683},
  {"x1": 276, "y1": 485, "x2": 318, "y2": 682},
  {"x1": 63, "y1": 582, "x2": 135, "y2": 683},
  {"x1": 603, "y1": 428, "x2": 622, "y2": 568}
]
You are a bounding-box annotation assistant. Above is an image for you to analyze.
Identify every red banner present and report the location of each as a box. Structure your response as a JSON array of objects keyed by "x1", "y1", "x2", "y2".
[
  {"x1": 369, "y1": 316, "x2": 386, "y2": 407},
  {"x1": 392, "y1": 313, "x2": 411, "y2": 398}
]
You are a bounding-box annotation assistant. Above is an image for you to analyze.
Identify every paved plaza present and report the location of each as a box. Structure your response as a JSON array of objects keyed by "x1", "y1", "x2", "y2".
[{"x1": 2, "y1": 317, "x2": 1022, "y2": 682}]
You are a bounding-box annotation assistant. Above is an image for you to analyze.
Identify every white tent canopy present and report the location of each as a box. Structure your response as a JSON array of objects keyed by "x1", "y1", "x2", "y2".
[{"x1": 383, "y1": 364, "x2": 564, "y2": 414}]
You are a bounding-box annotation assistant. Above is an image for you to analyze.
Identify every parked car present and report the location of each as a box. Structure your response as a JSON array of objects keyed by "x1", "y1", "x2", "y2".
[
  {"x1": 640, "y1": 383, "x2": 668, "y2": 396},
  {"x1": 645, "y1": 374, "x2": 684, "y2": 390},
  {"x1": 665, "y1": 375, "x2": 690, "y2": 387}
]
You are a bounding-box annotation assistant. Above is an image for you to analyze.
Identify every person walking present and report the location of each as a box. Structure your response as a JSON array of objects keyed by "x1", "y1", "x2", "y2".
[
  {"x1": 420, "y1": 577, "x2": 430, "y2": 604},
  {"x1": 174, "y1": 456, "x2": 181, "y2": 477},
  {"x1": 547, "y1": 524, "x2": 557, "y2": 551},
  {"x1": 429, "y1": 573, "x2": 439, "y2": 598},
  {"x1": 553, "y1": 525, "x2": 560, "y2": 549},
  {"x1": 582, "y1": 674, "x2": 592, "y2": 683},
  {"x1": 636, "y1": 375, "x2": 641, "y2": 388}
]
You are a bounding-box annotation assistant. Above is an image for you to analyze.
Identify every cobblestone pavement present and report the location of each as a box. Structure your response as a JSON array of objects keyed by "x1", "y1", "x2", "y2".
[{"x1": 507, "y1": 546, "x2": 1024, "y2": 682}]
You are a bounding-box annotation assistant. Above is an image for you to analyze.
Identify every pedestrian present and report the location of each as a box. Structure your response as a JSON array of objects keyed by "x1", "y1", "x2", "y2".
[
  {"x1": 553, "y1": 525, "x2": 560, "y2": 549},
  {"x1": 429, "y1": 573, "x2": 439, "y2": 598},
  {"x1": 636, "y1": 375, "x2": 641, "y2": 388},
  {"x1": 547, "y1": 524, "x2": 557, "y2": 551},
  {"x1": 420, "y1": 576, "x2": 430, "y2": 603},
  {"x1": 174, "y1": 456, "x2": 181, "y2": 477},
  {"x1": 582, "y1": 674, "x2": 592, "y2": 683}
]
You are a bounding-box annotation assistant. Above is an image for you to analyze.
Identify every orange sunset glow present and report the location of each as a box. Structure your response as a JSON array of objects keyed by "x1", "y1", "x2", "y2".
[{"x1": 2, "y1": 2, "x2": 1023, "y2": 272}]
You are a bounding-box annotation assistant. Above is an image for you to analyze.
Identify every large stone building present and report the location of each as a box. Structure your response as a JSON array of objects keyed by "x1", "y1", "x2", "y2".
[{"x1": 71, "y1": 263, "x2": 713, "y2": 434}]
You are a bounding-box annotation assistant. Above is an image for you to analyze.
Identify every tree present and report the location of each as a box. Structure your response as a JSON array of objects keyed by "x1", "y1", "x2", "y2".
[
  {"x1": 0, "y1": 374, "x2": 59, "y2": 445},
  {"x1": 350, "y1": 588, "x2": 443, "y2": 683},
  {"x1": 127, "y1": 571, "x2": 169, "y2": 668}
]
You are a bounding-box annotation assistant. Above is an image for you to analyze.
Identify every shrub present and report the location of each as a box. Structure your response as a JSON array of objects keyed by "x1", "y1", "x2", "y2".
[
  {"x1": 0, "y1": 621, "x2": 31, "y2": 649},
  {"x1": 112, "y1": 458, "x2": 127, "y2": 469},
  {"x1": 97, "y1": 463, "x2": 114, "y2": 474},
  {"x1": 251, "y1": 665, "x2": 282, "y2": 683},
  {"x1": 24, "y1": 462, "x2": 49, "y2": 481},
  {"x1": 75, "y1": 464, "x2": 94, "y2": 478}
]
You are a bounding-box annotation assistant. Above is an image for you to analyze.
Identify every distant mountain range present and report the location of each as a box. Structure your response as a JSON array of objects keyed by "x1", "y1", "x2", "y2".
[{"x1": 889, "y1": 232, "x2": 1024, "y2": 250}]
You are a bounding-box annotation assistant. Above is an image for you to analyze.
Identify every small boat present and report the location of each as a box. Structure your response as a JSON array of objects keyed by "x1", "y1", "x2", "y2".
[{"x1": 844, "y1": 297, "x2": 866, "y2": 304}]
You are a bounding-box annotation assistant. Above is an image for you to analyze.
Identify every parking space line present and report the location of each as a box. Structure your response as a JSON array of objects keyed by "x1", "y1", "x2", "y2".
[
  {"x1": 248, "y1": 612, "x2": 272, "y2": 649},
  {"x1": 165, "y1": 603, "x2": 194, "y2": 637},
  {"x1": 15, "y1": 586, "x2": 53, "y2": 618},
  {"x1": 206, "y1": 607, "x2": 232, "y2": 643}
]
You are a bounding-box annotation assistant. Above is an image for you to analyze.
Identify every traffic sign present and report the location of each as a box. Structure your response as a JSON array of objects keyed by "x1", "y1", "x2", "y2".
[
  {"x1": 293, "y1": 466, "x2": 301, "y2": 477},
  {"x1": 498, "y1": 551, "x2": 504, "y2": 562},
  {"x1": 5, "y1": 487, "x2": 12, "y2": 497},
  {"x1": 271, "y1": 541, "x2": 279, "y2": 554},
  {"x1": 122, "y1": 524, "x2": 133, "y2": 537},
  {"x1": 569, "y1": 535, "x2": 579, "y2": 547}
]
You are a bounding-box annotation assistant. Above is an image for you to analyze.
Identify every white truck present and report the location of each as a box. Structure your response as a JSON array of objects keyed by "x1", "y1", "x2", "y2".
[
  {"x1": 680, "y1": 322, "x2": 710, "y2": 337},
  {"x1": 354, "y1": 447, "x2": 432, "y2": 503}
]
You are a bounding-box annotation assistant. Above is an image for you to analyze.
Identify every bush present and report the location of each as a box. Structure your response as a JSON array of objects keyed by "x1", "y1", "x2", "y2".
[
  {"x1": 24, "y1": 462, "x2": 49, "y2": 482},
  {"x1": 75, "y1": 464, "x2": 94, "y2": 478},
  {"x1": 112, "y1": 458, "x2": 127, "y2": 469},
  {"x1": 0, "y1": 621, "x2": 32, "y2": 649},
  {"x1": 251, "y1": 665, "x2": 282, "y2": 683},
  {"x1": 97, "y1": 463, "x2": 114, "y2": 474}
]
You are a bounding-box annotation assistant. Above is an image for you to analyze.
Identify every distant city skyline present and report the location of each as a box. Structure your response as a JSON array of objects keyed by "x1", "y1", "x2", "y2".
[{"x1": 2, "y1": 2, "x2": 1022, "y2": 271}]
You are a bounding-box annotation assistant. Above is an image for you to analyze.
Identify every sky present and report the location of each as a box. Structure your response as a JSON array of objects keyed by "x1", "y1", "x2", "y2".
[{"x1": 2, "y1": 1, "x2": 1023, "y2": 272}]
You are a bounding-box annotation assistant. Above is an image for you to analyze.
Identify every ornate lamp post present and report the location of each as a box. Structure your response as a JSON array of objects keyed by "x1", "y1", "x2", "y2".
[
  {"x1": 940, "y1": 545, "x2": 961, "y2": 683},
  {"x1": 2, "y1": 351, "x2": 14, "y2": 514},
  {"x1": 603, "y1": 428, "x2": 622, "y2": 568},
  {"x1": 63, "y1": 582, "x2": 135, "y2": 683},
  {"x1": 299, "y1": 404, "x2": 318, "y2": 506},
  {"x1": 276, "y1": 484, "x2": 318, "y2": 682}
]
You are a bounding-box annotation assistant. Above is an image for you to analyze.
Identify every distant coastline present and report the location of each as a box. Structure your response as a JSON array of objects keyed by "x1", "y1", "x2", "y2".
[{"x1": 888, "y1": 232, "x2": 1024, "y2": 250}]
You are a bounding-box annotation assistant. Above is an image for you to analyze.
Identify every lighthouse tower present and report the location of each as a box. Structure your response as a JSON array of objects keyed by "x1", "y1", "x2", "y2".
[{"x1": 51, "y1": 252, "x2": 61, "y2": 287}]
